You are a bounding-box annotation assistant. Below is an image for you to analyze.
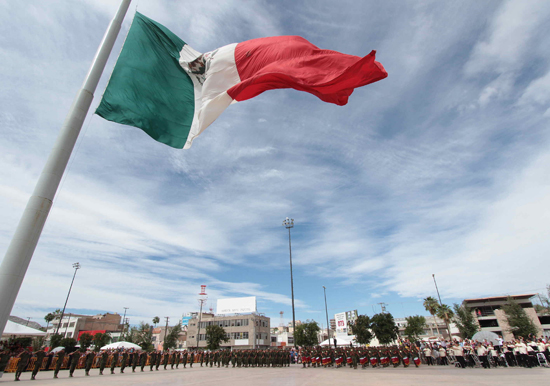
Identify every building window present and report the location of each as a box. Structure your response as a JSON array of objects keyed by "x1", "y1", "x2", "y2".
[
  {"x1": 243, "y1": 319, "x2": 248, "y2": 326},
  {"x1": 66, "y1": 332, "x2": 72, "y2": 338},
  {"x1": 62, "y1": 323, "x2": 68, "y2": 328},
  {"x1": 479, "y1": 319, "x2": 499, "y2": 328},
  {"x1": 69, "y1": 322, "x2": 75, "y2": 327}
]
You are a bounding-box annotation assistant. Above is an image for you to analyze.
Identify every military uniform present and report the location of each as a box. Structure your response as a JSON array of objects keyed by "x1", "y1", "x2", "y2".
[
  {"x1": 53, "y1": 350, "x2": 65, "y2": 378},
  {"x1": 85, "y1": 351, "x2": 95, "y2": 376},
  {"x1": 110, "y1": 351, "x2": 119, "y2": 374},
  {"x1": 120, "y1": 350, "x2": 128, "y2": 373},
  {"x1": 182, "y1": 351, "x2": 188, "y2": 368},
  {"x1": 31, "y1": 349, "x2": 46, "y2": 380},
  {"x1": 67, "y1": 351, "x2": 79, "y2": 377},
  {"x1": 99, "y1": 351, "x2": 109, "y2": 375},
  {"x1": 15, "y1": 350, "x2": 30, "y2": 381},
  {"x1": 139, "y1": 352, "x2": 147, "y2": 372},
  {"x1": 131, "y1": 351, "x2": 139, "y2": 372},
  {"x1": 155, "y1": 351, "x2": 161, "y2": 370},
  {"x1": 149, "y1": 351, "x2": 156, "y2": 371},
  {"x1": 163, "y1": 352, "x2": 169, "y2": 370}
]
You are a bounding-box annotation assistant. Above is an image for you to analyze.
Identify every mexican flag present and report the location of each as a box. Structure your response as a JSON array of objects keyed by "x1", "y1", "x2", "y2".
[{"x1": 96, "y1": 13, "x2": 387, "y2": 149}]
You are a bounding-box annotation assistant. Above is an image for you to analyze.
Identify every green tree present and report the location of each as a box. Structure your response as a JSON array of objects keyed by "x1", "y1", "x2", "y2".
[
  {"x1": 79, "y1": 333, "x2": 94, "y2": 352},
  {"x1": 436, "y1": 304, "x2": 454, "y2": 337},
  {"x1": 349, "y1": 315, "x2": 373, "y2": 345},
  {"x1": 138, "y1": 323, "x2": 154, "y2": 351},
  {"x1": 60, "y1": 337, "x2": 77, "y2": 351},
  {"x1": 205, "y1": 324, "x2": 229, "y2": 350},
  {"x1": 32, "y1": 337, "x2": 46, "y2": 351},
  {"x1": 404, "y1": 315, "x2": 426, "y2": 341},
  {"x1": 452, "y1": 303, "x2": 479, "y2": 339},
  {"x1": 44, "y1": 313, "x2": 55, "y2": 331},
  {"x1": 164, "y1": 323, "x2": 183, "y2": 350},
  {"x1": 92, "y1": 332, "x2": 111, "y2": 352},
  {"x1": 370, "y1": 312, "x2": 398, "y2": 345},
  {"x1": 502, "y1": 297, "x2": 538, "y2": 339},
  {"x1": 10, "y1": 337, "x2": 32, "y2": 348},
  {"x1": 126, "y1": 322, "x2": 154, "y2": 351},
  {"x1": 152, "y1": 316, "x2": 160, "y2": 327},
  {"x1": 535, "y1": 285, "x2": 550, "y2": 314},
  {"x1": 423, "y1": 296, "x2": 440, "y2": 336},
  {"x1": 49, "y1": 333, "x2": 63, "y2": 349},
  {"x1": 294, "y1": 321, "x2": 321, "y2": 347}
]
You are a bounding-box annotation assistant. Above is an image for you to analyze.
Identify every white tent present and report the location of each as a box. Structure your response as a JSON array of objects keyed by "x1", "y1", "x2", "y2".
[
  {"x1": 2, "y1": 320, "x2": 46, "y2": 338},
  {"x1": 319, "y1": 335, "x2": 357, "y2": 347},
  {"x1": 100, "y1": 341, "x2": 141, "y2": 350}
]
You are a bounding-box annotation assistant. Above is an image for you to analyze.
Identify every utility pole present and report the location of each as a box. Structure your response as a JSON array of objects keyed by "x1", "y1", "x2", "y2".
[{"x1": 378, "y1": 303, "x2": 387, "y2": 313}]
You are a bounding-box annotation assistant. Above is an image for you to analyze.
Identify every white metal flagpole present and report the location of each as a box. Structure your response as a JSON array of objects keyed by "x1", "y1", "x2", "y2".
[{"x1": 0, "y1": 0, "x2": 132, "y2": 336}]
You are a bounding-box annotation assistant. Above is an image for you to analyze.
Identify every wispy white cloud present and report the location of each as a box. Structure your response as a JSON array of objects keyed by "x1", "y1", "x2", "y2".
[{"x1": 2, "y1": 0, "x2": 550, "y2": 327}]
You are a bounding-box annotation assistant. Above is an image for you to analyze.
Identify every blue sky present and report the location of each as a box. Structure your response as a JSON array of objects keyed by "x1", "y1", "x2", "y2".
[{"x1": 1, "y1": 0, "x2": 550, "y2": 329}]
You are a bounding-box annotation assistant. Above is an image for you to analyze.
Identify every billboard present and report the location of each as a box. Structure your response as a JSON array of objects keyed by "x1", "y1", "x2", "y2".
[
  {"x1": 217, "y1": 296, "x2": 257, "y2": 314},
  {"x1": 335, "y1": 312, "x2": 347, "y2": 335},
  {"x1": 334, "y1": 310, "x2": 358, "y2": 335},
  {"x1": 181, "y1": 316, "x2": 191, "y2": 327}
]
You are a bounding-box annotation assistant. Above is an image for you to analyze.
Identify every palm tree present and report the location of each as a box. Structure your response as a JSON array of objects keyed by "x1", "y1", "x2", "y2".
[
  {"x1": 436, "y1": 304, "x2": 454, "y2": 338},
  {"x1": 152, "y1": 316, "x2": 160, "y2": 327},
  {"x1": 44, "y1": 313, "x2": 55, "y2": 331},
  {"x1": 423, "y1": 296, "x2": 440, "y2": 337}
]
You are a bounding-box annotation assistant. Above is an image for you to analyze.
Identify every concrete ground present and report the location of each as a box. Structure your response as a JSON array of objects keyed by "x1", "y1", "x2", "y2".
[{"x1": 1, "y1": 364, "x2": 548, "y2": 386}]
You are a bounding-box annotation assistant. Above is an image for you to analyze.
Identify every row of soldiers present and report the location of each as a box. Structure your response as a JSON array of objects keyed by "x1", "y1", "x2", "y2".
[
  {"x1": 4, "y1": 347, "x2": 294, "y2": 381},
  {"x1": 300, "y1": 346, "x2": 423, "y2": 369}
]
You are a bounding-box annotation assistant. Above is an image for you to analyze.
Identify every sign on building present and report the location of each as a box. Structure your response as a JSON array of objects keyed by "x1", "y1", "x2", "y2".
[
  {"x1": 334, "y1": 310, "x2": 358, "y2": 335},
  {"x1": 217, "y1": 297, "x2": 257, "y2": 314},
  {"x1": 335, "y1": 312, "x2": 347, "y2": 335},
  {"x1": 181, "y1": 316, "x2": 191, "y2": 327}
]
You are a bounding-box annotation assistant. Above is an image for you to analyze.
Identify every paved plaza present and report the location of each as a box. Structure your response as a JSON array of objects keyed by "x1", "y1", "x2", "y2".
[{"x1": 1, "y1": 365, "x2": 548, "y2": 386}]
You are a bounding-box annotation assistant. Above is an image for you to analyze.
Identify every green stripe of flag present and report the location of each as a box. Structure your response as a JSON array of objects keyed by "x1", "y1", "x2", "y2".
[{"x1": 96, "y1": 12, "x2": 195, "y2": 149}]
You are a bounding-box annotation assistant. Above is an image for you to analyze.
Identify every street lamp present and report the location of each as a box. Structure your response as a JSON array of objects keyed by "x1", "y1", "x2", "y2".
[
  {"x1": 54, "y1": 262, "x2": 81, "y2": 336},
  {"x1": 323, "y1": 286, "x2": 334, "y2": 348},
  {"x1": 432, "y1": 274, "x2": 451, "y2": 339},
  {"x1": 283, "y1": 217, "x2": 296, "y2": 349},
  {"x1": 122, "y1": 307, "x2": 129, "y2": 339}
]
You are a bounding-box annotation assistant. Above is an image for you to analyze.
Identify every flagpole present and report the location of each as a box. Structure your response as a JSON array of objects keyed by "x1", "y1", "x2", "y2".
[{"x1": 0, "y1": 0, "x2": 132, "y2": 336}]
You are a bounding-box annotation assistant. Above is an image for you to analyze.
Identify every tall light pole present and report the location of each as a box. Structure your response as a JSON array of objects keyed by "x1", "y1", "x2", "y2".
[
  {"x1": 323, "y1": 286, "x2": 333, "y2": 348},
  {"x1": 164, "y1": 316, "x2": 170, "y2": 350},
  {"x1": 54, "y1": 262, "x2": 81, "y2": 336},
  {"x1": 122, "y1": 307, "x2": 129, "y2": 339},
  {"x1": 196, "y1": 285, "x2": 208, "y2": 349},
  {"x1": 432, "y1": 274, "x2": 451, "y2": 339},
  {"x1": 283, "y1": 217, "x2": 296, "y2": 348}
]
